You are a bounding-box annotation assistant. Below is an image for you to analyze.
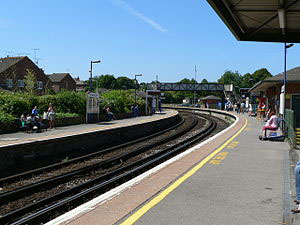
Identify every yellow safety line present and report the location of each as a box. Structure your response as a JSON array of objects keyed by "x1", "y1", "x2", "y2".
[{"x1": 119, "y1": 117, "x2": 248, "y2": 225}]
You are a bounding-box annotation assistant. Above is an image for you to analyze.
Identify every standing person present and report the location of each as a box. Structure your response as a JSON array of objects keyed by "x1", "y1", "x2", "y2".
[
  {"x1": 236, "y1": 102, "x2": 241, "y2": 114},
  {"x1": 152, "y1": 97, "x2": 156, "y2": 114},
  {"x1": 158, "y1": 100, "x2": 162, "y2": 113},
  {"x1": 32, "y1": 106, "x2": 39, "y2": 116},
  {"x1": 241, "y1": 102, "x2": 245, "y2": 114},
  {"x1": 134, "y1": 105, "x2": 139, "y2": 117},
  {"x1": 248, "y1": 103, "x2": 253, "y2": 116},
  {"x1": 47, "y1": 103, "x2": 55, "y2": 129},
  {"x1": 131, "y1": 105, "x2": 135, "y2": 117}
]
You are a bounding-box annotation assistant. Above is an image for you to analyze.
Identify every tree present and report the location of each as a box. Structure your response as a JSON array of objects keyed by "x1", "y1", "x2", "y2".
[
  {"x1": 24, "y1": 69, "x2": 37, "y2": 94},
  {"x1": 240, "y1": 68, "x2": 272, "y2": 88},
  {"x1": 252, "y1": 68, "x2": 272, "y2": 83},
  {"x1": 218, "y1": 70, "x2": 242, "y2": 87},
  {"x1": 178, "y1": 78, "x2": 196, "y2": 84},
  {"x1": 201, "y1": 79, "x2": 208, "y2": 84},
  {"x1": 115, "y1": 76, "x2": 135, "y2": 90},
  {"x1": 94, "y1": 74, "x2": 116, "y2": 89},
  {"x1": 240, "y1": 73, "x2": 252, "y2": 88}
]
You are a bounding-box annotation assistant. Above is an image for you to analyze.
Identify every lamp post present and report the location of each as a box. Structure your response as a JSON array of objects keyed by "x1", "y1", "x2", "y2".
[
  {"x1": 89, "y1": 60, "x2": 101, "y2": 90},
  {"x1": 283, "y1": 43, "x2": 294, "y2": 117},
  {"x1": 134, "y1": 74, "x2": 142, "y2": 105},
  {"x1": 194, "y1": 65, "x2": 197, "y2": 105}
]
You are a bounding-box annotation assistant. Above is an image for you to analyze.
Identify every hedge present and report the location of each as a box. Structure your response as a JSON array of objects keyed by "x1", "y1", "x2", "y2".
[{"x1": 0, "y1": 89, "x2": 145, "y2": 125}]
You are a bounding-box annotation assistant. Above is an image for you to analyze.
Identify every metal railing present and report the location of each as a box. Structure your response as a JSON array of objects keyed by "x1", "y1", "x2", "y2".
[{"x1": 285, "y1": 109, "x2": 296, "y2": 147}]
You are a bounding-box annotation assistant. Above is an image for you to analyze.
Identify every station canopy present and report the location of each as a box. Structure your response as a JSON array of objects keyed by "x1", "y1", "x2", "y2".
[{"x1": 207, "y1": 0, "x2": 300, "y2": 43}]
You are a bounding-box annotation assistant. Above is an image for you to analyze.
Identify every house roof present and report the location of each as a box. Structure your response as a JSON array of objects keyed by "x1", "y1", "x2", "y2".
[
  {"x1": 74, "y1": 77, "x2": 87, "y2": 86},
  {"x1": 0, "y1": 56, "x2": 25, "y2": 74},
  {"x1": 249, "y1": 66, "x2": 300, "y2": 93},
  {"x1": 200, "y1": 95, "x2": 221, "y2": 101},
  {"x1": 207, "y1": 0, "x2": 300, "y2": 43},
  {"x1": 47, "y1": 73, "x2": 71, "y2": 82}
]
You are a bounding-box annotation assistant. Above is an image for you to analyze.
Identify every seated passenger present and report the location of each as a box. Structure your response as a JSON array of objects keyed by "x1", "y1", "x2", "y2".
[{"x1": 261, "y1": 111, "x2": 278, "y2": 138}]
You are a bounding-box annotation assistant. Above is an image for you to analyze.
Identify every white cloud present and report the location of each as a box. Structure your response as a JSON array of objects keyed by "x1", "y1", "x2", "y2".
[{"x1": 110, "y1": 0, "x2": 168, "y2": 33}]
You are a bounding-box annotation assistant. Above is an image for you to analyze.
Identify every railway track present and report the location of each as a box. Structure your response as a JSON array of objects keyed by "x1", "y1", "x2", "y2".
[{"x1": 0, "y1": 110, "x2": 231, "y2": 224}]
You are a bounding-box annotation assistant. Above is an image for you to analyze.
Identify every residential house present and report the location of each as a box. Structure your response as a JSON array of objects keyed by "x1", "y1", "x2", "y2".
[
  {"x1": 74, "y1": 77, "x2": 88, "y2": 92},
  {"x1": 0, "y1": 56, "x2": 52, "y2": 95},
  {"x1": 47, "y1": 73, "x2": 76, "y2": 93}
]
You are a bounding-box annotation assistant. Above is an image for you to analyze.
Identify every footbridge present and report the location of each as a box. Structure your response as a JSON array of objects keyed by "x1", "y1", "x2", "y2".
[
  {"x1": 156, "y1": 83, "x2": 233, "y2": 92},
  {"x1": 151, "y1": 83, "x2": 239, "y2": 105}
]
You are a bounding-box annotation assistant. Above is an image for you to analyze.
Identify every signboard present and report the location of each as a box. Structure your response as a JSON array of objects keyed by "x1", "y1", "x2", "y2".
[
  {"x1": 88, "y1": 92, "x2": 99, "y2": 98},
  {"x1": 146, "y1": 90, "x2": 161, "y2": 96},
  {"x1": 86, "y1": 92, "x2": 100, "y2": 123}
]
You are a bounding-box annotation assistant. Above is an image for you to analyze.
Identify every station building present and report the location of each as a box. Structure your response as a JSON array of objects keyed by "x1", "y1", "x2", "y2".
[{"x1": 250, "y1": 67, "x2": 300, "y2": 127}]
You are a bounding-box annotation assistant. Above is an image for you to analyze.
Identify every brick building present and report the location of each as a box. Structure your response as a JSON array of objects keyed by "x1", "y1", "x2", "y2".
[
  {"x1": 0, "y1": 56, "x2": 52, "y2": 95},
  {"x1": 47, "y1": 73, "x2": 76, "y2": 93},
  {"x1": 74, "y1": 77, "x2": 88, "y2": 91},
  {"x1": 250, "y1": 67, "x2": 300, "y2": 127}
]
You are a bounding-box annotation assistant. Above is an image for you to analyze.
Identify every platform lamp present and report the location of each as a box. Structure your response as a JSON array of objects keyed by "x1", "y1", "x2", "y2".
[
  {"x1": 283, "y1": 43, "x2": 294, "y2": 117},
  {"x1": 89, "y1": 60, "x2": 101, "y2": 90},
  {"x1": 134, "y1": 74, "x2": 142, "y2": 105}
]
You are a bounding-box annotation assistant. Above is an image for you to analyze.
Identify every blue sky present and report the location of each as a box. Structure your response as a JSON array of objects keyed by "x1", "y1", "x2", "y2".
[{"x1": 1, "y1": 0, "x2": 299, "y2": 83}]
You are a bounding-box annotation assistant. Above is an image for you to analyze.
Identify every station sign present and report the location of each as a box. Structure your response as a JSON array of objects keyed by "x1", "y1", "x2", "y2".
[
  {"x1": 146, "y1": 90, "x2": 161, "y2": 96},
  {"x1": 88, "y1": 92, "x2": 99, "y2": 98}
]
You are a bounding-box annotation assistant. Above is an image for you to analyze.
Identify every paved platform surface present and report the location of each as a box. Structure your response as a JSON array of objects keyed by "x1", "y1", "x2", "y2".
[
  {"x1": 131, "y1": 116, "x2": 288, "y2": 225},
  {"x1": 0, "y1": 111, "x2": 176, "y2": 148},
  {"x1": 49, "y1": 114, "x2": 300, "y2": 225}
]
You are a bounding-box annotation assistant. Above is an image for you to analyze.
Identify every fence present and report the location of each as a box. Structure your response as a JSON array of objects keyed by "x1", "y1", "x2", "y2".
[{"x1": 285, "y1": 109, "x2": 296, "y2": 147}]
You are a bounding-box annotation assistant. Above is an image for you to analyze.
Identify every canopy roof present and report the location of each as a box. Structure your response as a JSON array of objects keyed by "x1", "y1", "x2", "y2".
[{"x1": 207, "y1": 0, "x2": 300, "y2": 43}]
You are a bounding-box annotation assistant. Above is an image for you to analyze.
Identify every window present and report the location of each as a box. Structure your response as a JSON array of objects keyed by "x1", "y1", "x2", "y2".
[
  {"x1": 18, "y1": 80, "x2": 25, "y2": 87},
  {"x1": 7, "y1": 79, "x2": 13, "y2": 88},
  {"x1": 37, "y1": 81, "x2": 43, "y2": 89}
]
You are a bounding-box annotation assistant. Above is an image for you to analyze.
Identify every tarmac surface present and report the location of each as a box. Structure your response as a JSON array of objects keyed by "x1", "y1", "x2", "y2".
[{"x1": 132, "y1": 116, "x2": 287, "y2": 225}]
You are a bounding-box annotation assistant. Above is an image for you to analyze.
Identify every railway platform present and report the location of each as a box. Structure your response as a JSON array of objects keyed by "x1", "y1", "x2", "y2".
[
  {"x1": 47, "y1": 113, "x2": 299, "y2": 225},
  {"x1": 0, "y1": 111, "x2": 176, "y2": 148}
]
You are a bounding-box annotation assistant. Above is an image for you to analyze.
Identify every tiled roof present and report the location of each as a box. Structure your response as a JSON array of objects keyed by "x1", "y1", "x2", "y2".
[
  {"x1": 265, "y1": 66, "x2": 300, "y2": 82},
  {"x1": 0, "y1": 56, "x2": 25, "y2": 74},
  {"x1": 47, "y1": 73, "x2": 70, "y2": 82},
  {"x1": 74, "y1": 78, "x2": 86, "y2": 85}
]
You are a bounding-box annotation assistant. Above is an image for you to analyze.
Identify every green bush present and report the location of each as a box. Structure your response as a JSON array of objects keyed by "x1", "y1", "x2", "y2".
[
  {"x1": 0, "y1": 111, "x2": 16, "y2": 124},
  {"x1": 0, "y1": 92, "x2": 31, "y2": 116},
  {"x1": 0, "y1": 89, "x2": 145, "y2": 127},
  {"x1": 100, "y1": 90, "x2": 144, "y2": 113},
  {"x1": 55, "y1": 112, "x2": 80, "y2": 118},
  {"x1": 37, "y1": 91, "x2": 86, "y2": 115}
]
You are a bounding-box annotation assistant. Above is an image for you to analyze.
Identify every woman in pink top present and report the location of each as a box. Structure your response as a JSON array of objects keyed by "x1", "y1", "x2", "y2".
[{"x1": 262, "y1": 111, "x2": 278, "y2": 137}]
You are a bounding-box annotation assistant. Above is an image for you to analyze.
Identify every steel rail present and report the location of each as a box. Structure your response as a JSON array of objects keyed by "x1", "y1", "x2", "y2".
[
  {"x1": 0, "y1": 115, "x2": 184, "y2": 186},
  {"x1": 1, "y1": 113, "x2": 215, "y2": 225},
  {"x1": 0, "y1": 116, "x2": 192, "y2": 205}
]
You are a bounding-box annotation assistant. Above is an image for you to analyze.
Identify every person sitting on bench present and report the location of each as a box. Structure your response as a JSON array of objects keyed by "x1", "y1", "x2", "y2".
[{"x1": 261, "y1": 111, "x2": 278, "y2": 138}]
